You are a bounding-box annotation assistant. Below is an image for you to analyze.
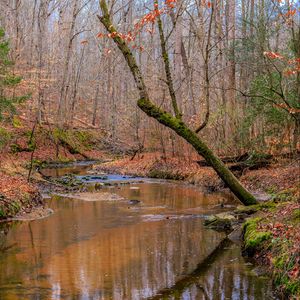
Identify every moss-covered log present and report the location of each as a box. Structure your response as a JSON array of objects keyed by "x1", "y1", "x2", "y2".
[{"x1": 98, "y1": 0, "x2": 257, "y2": 205}]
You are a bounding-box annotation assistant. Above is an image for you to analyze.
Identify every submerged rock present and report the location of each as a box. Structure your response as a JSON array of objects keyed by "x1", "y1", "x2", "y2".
[
  {"x1": 228, "y1": 225, "x2": 242, "y2": 241},
  {"x1": 94, "y1": 182, "x2": 105, "y2": 190},
  {"x1": 234, "y1": 202, "x2": 276, "y2": 218},
  {"x1": 90, "y1": 175, "x2": 108, "y2": 180},
  {"x1": 204, "y1": 212, "x2": 236, "y2": 231},
  {"x1": 128, "y1": 199, "x2": 141, "y2": 205},
  {"x1": 54, "y1": 174, "x2": 82, "y2": 187}
]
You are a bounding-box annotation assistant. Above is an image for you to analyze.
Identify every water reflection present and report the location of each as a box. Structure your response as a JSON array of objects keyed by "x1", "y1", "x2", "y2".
[
  {"x1": 40, "y1": 161, "x2": 96, "y2": 177},
  {"x1": 0, "y1": 183, "x2": 273, "y2": 299},
  {"x1": 149, "y1": 240, "x2": 275, "y2": 300}
]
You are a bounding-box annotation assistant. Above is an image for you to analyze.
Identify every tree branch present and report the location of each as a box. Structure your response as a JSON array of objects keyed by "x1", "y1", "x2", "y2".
[{"x1": 155, "y1": 0, "x2": 182, "y2": 119}]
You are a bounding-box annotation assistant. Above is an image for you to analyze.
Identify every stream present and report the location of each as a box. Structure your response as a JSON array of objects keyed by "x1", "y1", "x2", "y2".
[{"x1": 0, "y1": 162, "x2": 276, "y2": 299}]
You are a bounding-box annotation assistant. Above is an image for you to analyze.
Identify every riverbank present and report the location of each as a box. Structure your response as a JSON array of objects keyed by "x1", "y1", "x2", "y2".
[
  {"x1": 242, "y1": 200, "x2": 300, "y2": 299},
  {"x1": 0, "y1": 173, "x2": 43, "y2": 220},
  {"x1": 1, "y1": 148, "x2": 298, "y2": 220},
  {"x1": 94, "y1": 152, "x2": 299, "y2": 195}
]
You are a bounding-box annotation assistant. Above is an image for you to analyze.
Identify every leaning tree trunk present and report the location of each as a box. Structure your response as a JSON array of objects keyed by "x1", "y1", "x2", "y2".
[{"x1": 98, "y1": 0, "x2": 257, "y2": 205}]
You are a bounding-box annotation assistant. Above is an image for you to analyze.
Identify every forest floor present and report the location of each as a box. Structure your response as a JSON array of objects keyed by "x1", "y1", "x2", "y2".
[{"x1": 0, "y1": 127, "x2": 299, "y2": 297}]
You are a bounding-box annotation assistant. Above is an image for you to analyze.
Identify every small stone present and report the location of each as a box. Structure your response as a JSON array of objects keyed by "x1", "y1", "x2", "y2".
[{"x1": 128, "y1": 199, "x2": 141, "y2": 205}]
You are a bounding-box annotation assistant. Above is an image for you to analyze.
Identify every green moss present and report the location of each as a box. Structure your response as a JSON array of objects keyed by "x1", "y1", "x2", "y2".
[
  {"x1": 235, "y1": 201, "x2": 276, "y2": 216},
  {"x1": 265, "y1": 185, "x2": 278, "y2": 194},
  {"x1": 271, "y1": 245, "x2": 300, "y2": 297},
  {"x1": 0, "y1": 127, "x2": 11, "y2": 149},
  {"x1": 10, "y1": 201, "x2": 21, "y2": 214},
  {"x1": 57, "y1": 155, "x2": 74, "y2": 163},
  {"x1": 271, "y1": 189, "x2": 297, "y2": 202},
  {"x1": 9, "y1": 137, "x2": 35, "y2": 153},
  {"x1": 292, "y1": 209, "x2": 300, "y2": 222},
  {"x1": 235, "y1": 205, "x2": 260, "y2": 215},
  {"x1": 259, "y1": 202, "x2": 277, "y2": 209},
  {"x1": 274, "y1": 274, "x2": 300, "y2": 296},
  {"x1": 10, "y1": 143, "x2": 23, "y2": 153},
  {"x1": 0, "y1": 200, "x2": 21, "y2": 219},
  {"x1": 74, "y1": 131, "x2": 94, "y2": 149},
  {"x1": 0, "y1": 208, "x2": 5, "y2": 218},
  {"x1": 52, "y1": 128, "x2": 95, "y2": 155},
  {"x1": 243, "y1": 217, "x2": 271, "y2": 251},
  {"x1": 243, "y1": 211, "x2": 300, "y2": 297},
  {"x1": 12, "y1": 115, "x2": 23, "y2": 128},
  {"x1": 204, "y1": 213, "x2": 234, "y2": 231},
  {"x1": 27, "y1": 136, "x2": 36, "y2": 151},
  {"x1": 245, "y1": 231, "x2": 271, "y2": 249},
  {"x1": 25, "y1": 159, "x2": 46, "y2": 169},
  {"x1": 274, "y1": 253, "x2": 289, "y2": 269},
  {"x1": 148, "y1": 169, "x2": 184, "y2": 180}
]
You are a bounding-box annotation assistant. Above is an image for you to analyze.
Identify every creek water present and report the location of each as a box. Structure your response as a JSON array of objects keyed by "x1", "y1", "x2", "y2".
[{"x1": 0, "y1": 165, "x2": 276, "y2": 299}]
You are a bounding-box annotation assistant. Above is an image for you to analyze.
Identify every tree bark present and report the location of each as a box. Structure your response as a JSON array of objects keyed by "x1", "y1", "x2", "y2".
[
  {"x1": 195, "y1": 1, "x2": 214, "y2": 133},
  {"x1": 155, "y1": 1, "x2": 181, "y2": 120},
  {"x1": 57, "y1": 0, "x2": 78, "y2": 126},
  {"x1": 36, "y1": 0, "x2": 50, "y2": 124}
]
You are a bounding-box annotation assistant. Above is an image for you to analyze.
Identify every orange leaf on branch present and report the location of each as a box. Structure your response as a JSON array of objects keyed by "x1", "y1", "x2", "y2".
[
  {"x1": 263, "y1": 51, "x2": 284, "y2": 59},
  {"x1": 97, "y1": 0, "x2": 176, "y2": 52},
  {"x1": 283, "y1": 69, "x2": 297, "y2": 76},
  {"x1": 285, "y1": 8, "x2": 296, "y2": 17}
]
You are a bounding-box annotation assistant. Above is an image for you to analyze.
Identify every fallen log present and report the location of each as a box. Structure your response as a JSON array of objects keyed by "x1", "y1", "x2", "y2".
[
  {"x1": 196, "y1": 153, "x2": 250, "y2": 166},
  {"x1": 197, "y1": 152, "x2": 273, "y2": 173}
]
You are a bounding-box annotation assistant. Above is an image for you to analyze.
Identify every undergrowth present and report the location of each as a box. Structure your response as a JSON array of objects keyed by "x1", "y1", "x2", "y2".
[{"x1": 242, "y1": 192, "x2": 300, "y2": 298}]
